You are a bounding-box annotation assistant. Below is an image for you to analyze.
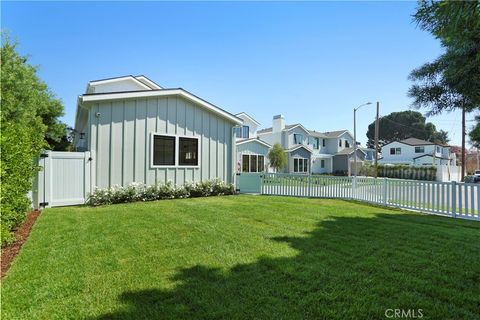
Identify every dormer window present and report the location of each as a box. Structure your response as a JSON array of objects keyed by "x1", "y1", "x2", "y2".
[
  {"x1": 339, "y1": 140, "x2": 342, "y2": 147},
  {"x1": 345, "y1": 140, "x2": 350, "y2": 148},
  {"x1": 310, "y1": 137, "x2": 319, "y2": 149},
  {"x1": 294, "y1": 134, "x2": 303, "y2": 145},
  {"x1": 235, "y1": 126, "x2": 249, "y2": 139}
]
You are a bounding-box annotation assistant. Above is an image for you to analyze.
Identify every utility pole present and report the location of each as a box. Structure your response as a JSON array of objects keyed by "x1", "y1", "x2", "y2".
[
  {"x1": 461, "y1": 107, "x2": 466, "y2": 181},
  {"x1": 374, "y1": 102, "x2": 379, "y2": 178}
]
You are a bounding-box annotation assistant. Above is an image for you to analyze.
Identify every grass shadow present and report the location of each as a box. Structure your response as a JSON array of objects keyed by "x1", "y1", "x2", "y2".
[{"x1": 93, "y1": 213, "x2": 480, "y2": 319}]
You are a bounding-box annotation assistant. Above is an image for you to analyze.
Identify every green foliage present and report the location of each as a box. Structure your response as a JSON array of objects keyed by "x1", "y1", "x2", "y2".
[
  {"x1": 0, "y1": 33, "x2": 66, "y2": 245},
  {"x1": 87, "y1": 180, "x2": 235, "y2": 206},
  {"x1": 360, "y1": 163, "x2": 437, "y2": 181},
  {"x1": 469, "y1": 116, "x2": 480, "y2": 149},
  {"x1": 409, "y1": 1, "x2": 480, "y2": 115},
  {"x1": 267, "y1": 143, "x2": 287, "y2": 172},
  {"x1": 366, "y1": 110, "x2": 449, "y2": 148}
]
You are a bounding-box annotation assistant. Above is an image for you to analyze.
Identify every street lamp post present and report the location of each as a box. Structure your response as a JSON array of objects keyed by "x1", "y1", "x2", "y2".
[{"x1": 353, "y1": 102, "x2": 372, "y2": 177}]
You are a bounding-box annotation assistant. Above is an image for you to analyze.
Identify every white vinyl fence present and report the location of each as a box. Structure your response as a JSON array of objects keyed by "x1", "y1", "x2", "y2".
[
  {"x1": 261, "y1": 173, "x2": 480, "y2": 220},
  {"x1": 33, "y1": 151, "x2": 93, "y2": 208}
]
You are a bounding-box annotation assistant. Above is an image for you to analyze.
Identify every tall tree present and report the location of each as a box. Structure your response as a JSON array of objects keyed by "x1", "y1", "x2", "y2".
[
  {"x1": 0, "y1": 32, "x2": 66, "y2": 244},
  {"x1": 409, "y1": 1, "x2": 480, "y2": 181},
  {"x1": 469, "y1": 116, "x2": 480, "y2": 149},
  {"x1": 366, "y1": 110, "x2": 448, "y2": 148}
]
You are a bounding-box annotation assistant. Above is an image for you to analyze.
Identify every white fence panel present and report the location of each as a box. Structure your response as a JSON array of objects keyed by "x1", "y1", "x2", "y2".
[
  {"x1": 34, "y1": 151, "x2": 93, "y2": 208},
  {"x1": 259, "y1": 173, "x2": 479, "y2": 221}
]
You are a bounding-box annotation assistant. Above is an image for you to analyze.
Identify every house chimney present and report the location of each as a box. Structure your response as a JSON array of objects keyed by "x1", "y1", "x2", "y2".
[{"x1": 272, "y1": 114, "x2": 285, "y2": 132}]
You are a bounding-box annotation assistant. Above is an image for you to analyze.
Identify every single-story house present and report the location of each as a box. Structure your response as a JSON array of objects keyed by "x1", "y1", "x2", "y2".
[{"x1": 74, "y1": 75, "x2": 243, "y2": 188}]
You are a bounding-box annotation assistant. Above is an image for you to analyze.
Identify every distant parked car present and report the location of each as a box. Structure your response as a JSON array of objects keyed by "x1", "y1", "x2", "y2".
[{"x1": 474, "y1": 170, "x2": 480, "y2": 183}]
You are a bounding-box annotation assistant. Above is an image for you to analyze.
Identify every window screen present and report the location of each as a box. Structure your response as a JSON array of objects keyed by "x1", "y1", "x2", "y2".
[
  {"x1": 153, "y1": 135, "x2": 175, "y2": 165},
  {"x1": 179, "y1": 137, "x2": 198, "y2": 166}
]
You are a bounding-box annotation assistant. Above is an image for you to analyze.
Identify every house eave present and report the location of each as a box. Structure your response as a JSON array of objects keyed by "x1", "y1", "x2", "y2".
[{"x1": 80, "y1": 89, "x2": 243, "y2": 125}]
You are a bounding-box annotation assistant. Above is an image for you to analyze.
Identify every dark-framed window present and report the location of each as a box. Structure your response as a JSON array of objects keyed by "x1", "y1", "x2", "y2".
[
  {"x1": 153, "y1": 135, "x2": 175, "y2": 166},
  {"x1": 235, "y1": 127, "x2": 242, "y2": 138},
  {"x1": 415, "y1": 146, "x2": 424, "y2": 153},
  {"x1": 179, "y1": 137, "x2": 198, "y2": 166},
  {"x1": 339, "y1": 139, "x2": 342, "y2": 147},
  {"x1": 345, "y1": 140, "x2": 350, "y2": 148},
  {"x1": 322, "y1": 139, "x2": 326, "y2": 147},
  {"x1": 242, "y1": 126, "x2": 249, "y2": 138},
  {"x1": 311, "y1": 137, "x2": 319, "y2": 149},
  {"x1": 242, "y1": 154, "x2": 250, "y2": 172},
  {"x1": 321, "y1": 160, "x2": 325, "y2": 168},
  {"x1": 294, "y1": 134, "x2": 303, "y2": 144},
  {"x1": 241, "y1": 154, "x2": 265, "y2": 172},
  {"x1": 390, "y1": 147, "x2": 401, "y2": 155},
  {"x1": 294, "y1": 158, "x2": 308, "y2": 173}
]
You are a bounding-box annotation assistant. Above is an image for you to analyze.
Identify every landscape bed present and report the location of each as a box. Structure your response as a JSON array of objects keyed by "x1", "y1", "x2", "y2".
[{"x1": 2, "y1": 195, "x2": 479, "y2": 319}]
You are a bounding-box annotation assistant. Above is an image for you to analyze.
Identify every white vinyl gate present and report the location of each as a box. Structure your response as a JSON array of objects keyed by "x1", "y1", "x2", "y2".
[{"x1": 33, "y1": 151, "x2": 93, "y2": 208}]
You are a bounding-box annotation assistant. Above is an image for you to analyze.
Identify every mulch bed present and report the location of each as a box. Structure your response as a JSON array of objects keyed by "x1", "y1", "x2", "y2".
[{"x1": 1, "y1": 210, "x2": 41, "y2": 279}]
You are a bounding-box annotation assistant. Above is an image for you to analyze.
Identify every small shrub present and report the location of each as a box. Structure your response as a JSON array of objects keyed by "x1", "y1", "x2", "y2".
[{"x1": 87, "y1": 179, "x2": 235, "y2": 206}]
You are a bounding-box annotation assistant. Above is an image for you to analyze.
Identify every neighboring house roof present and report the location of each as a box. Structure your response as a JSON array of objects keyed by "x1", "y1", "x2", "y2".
[
  {"x1": 86, "y1": 75, "x2": 163, "y2": 93},
  {"x1": 256, "y1": 127, "x2": 272, "y2": 134},
  {"x1": 413, "y1": 153, "x2": 451, "y2": 160},
  {"x1": 335, "y1": 148, "x2": 366, "y2": 156},
  {"x1": 308, "y1": 131, "x2": 327, "y2": 138},
  {"x1": 258, "y1": 126, "x2": 350, "y2": 138},
  {"x1": 322, "y1": 130, "x2": 351, "y2": 138},
  {"x1": 257, "y1": 124, "x2": 307, "y2": 134},
  {"x1": 236, "y1": 137, "x2": 271, "y2": 148},
  {"x1": 285, "y1": 145, "x2": 313, "y2": 154},
  {"x1": 383, "y1": 137, "x2": 448, "y2": 148},
  {"x1": 78, "y1": 87, "x2": 243, "y2": 125},
  {"x1": 235, "y1": 112, "x2": 260, "y2": 126}
]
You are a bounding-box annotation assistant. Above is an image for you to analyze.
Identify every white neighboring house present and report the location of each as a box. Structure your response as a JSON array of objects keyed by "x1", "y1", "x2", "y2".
[{"x1": 379, "y1": 138, "x2": 456, "y2": 166}]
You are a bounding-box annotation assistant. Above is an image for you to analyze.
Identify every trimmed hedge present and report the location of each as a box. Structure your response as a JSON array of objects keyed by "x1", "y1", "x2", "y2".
[
  {"x1": 87, "y1": 180, "x2": 235, "y2": 206},
  {"x1": 360, "y1": 164, "x2": 437, "y2": 181}
]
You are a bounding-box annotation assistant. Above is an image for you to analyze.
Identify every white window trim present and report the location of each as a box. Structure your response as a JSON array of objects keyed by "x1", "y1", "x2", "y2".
[{"x1": 150, "y1": 133, "x2": 200, "y2": 169}]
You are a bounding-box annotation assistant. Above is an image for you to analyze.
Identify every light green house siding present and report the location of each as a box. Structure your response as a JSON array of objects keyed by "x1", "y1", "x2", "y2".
[
  {"x1": 86, "y1": 96, "x2": 235, "y2": 188},
  {"x1": 236, "y1": 140, "x2": 270, "y2": 155},
  {"x1": 236, "y1": 140, "x2": 270, "y2": 172}
]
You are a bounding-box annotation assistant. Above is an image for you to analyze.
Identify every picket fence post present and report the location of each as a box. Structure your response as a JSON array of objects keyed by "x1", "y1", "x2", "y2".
[
  {"x1": 382, "y1": 178, "x2": 388, "y2": 206},
  {"x1": 451, "y1": 181, "x2": 457, "y2": 218}
]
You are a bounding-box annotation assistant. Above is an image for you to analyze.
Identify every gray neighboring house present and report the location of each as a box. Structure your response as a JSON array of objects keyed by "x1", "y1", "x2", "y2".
[
  {"x1": 257, "y1": 115, "x2": 365, "y2": 174},
  {"x1": 74, "y1": 75, "x2": 243, "y2": 188}
]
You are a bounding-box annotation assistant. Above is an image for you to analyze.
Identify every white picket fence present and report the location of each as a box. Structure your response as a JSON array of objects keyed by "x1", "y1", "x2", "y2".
[{"x1": 260, "y1": 173, "x2": 480, "y2": 220}]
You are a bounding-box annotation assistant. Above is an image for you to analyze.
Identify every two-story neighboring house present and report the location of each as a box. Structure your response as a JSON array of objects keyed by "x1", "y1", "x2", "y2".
[
  {"x1": 234, "y1": 112, "x2": 271, "y2": 173},
  {"x1": 379, "y1": 138, "x2": 456, "y2": 166},
  {"x1": 257, "y1": 115, "x2": 365, "y2": 174}
]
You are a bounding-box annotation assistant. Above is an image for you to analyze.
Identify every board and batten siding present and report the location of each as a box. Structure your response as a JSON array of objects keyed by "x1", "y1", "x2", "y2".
[{"x1": 87, "y1": 96, "x2": 234, "y2": 188}]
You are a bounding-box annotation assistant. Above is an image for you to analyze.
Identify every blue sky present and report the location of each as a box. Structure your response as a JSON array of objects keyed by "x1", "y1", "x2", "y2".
[{"x1": 2, "y1": 1, "x2": 470, "y2": 146}]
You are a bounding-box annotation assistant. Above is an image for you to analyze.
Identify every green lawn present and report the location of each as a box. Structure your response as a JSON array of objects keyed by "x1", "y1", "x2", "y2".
[{"x1": 2, "y1": 195, "x2": 479, "y2": 319}]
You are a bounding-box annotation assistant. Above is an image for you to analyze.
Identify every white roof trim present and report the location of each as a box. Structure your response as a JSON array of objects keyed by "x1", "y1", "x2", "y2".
[
  {"x1": 286, "y1": 145, "x2": 313, "y2": 153},
  {"x1": 135, "y1": 76, "x2": 163, "y2": 89},
  {"x1": 285, "y1": 124, "x2": 310, "y2": 134},
  {"x1": 235, "y1": 112, "x2": 260, "y2": 126},
  {"x1": 80, "y1": 89, "x2": 243, "y2": 125},
  {"x1": 88, "y1": 76, "x2": 152, "y2": 90},
  {"x1": 236, "y1": 138, "x2": 271, "y2": 148}
]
